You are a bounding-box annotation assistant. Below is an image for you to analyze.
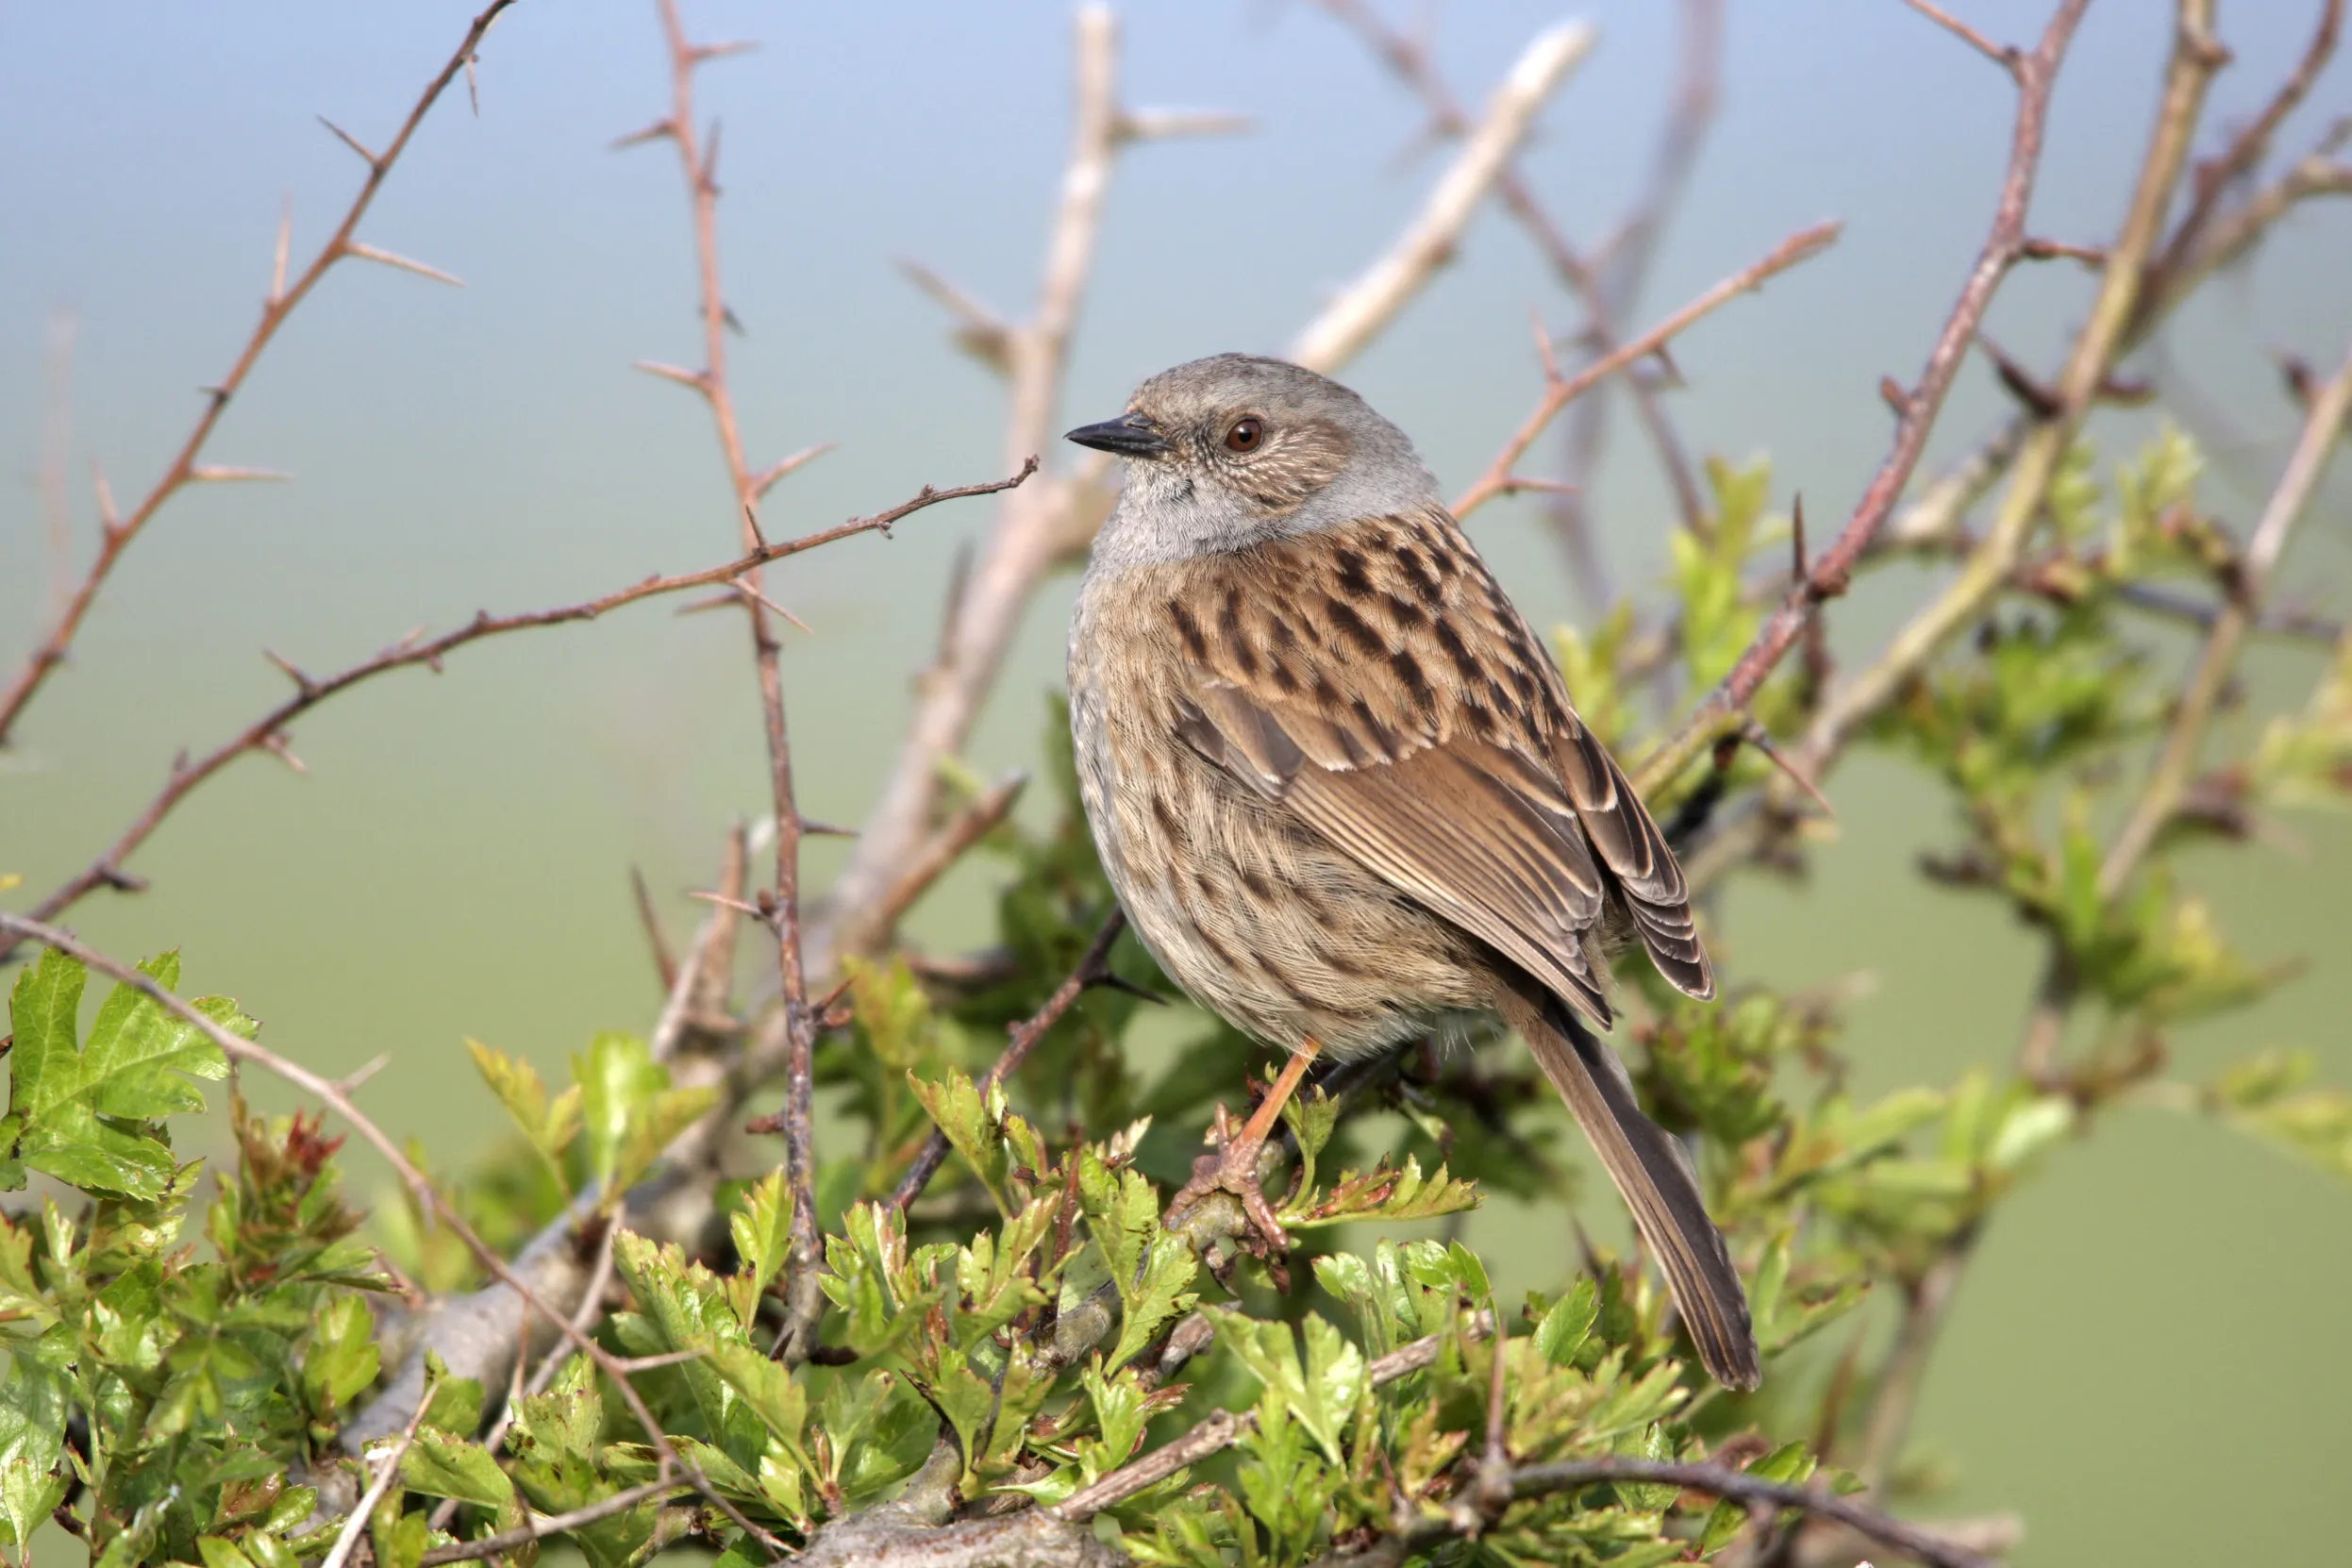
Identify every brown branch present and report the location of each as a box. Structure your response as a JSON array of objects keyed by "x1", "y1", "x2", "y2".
[
  {"x1": 1772, "y1": 0, "x2": 2219, "y2": 782},
  {"x1": 8, "y1": 463, "x2": 1035, "y2": 955},
  {"x1": 1631, "y1": 0, "x2": 2095, "y2": 797},
  {"x1": 888, "y1": 909, "x2": 1128, "y2": 1214},
  {"x1": 0, "y1": 913, "x2": 782, "y2": 1557},
  {"x1": 1452, "y1": 221, "x2": 1842, "y2": 521},
  {"x1": 0, "y1": 0, "x2": 521, "y2": 749}
]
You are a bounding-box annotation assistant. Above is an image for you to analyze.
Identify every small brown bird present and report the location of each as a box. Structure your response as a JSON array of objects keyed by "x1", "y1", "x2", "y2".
[{"x1": 1064, "y1": 354, "x2": 1757, "y2": 1389}]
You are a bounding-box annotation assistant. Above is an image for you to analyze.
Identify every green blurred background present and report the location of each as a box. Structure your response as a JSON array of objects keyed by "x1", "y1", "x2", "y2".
[{"x1": 4, "y1": 2, "x2": 2347, "y2": 1560}]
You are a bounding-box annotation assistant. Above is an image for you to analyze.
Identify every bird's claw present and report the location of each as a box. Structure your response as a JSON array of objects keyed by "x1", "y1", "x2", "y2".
[{"x1": 1169, "y1": 1102, "x2": 1291, "y2": 1258}]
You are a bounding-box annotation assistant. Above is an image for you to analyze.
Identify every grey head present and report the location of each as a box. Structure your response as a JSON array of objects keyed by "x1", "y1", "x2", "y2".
[{"x1": 1067, "y1": 354, "x2": 1440, "y2": 571}]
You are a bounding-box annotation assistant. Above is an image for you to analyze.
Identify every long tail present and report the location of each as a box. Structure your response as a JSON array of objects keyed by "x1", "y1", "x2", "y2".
[{"x1": 1490, "y1": 976, "x2": 1760, "y2": 1390}]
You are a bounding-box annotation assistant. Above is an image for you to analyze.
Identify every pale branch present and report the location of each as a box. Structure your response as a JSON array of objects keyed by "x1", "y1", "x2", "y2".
[
  {"x1": 1783, "y1": 0, "x2": 2220, "y2": 780},
  {"x1": 1451, "y1": 220, "x2": 1841, "y2": 520},
  {"x1": 815, "y1": 6, "x2": 1168, "y2": 968},
  {"x1": 7, "y1": 462, "x2": 1035, "y2": 957},
  {"x1": 414, "y1": 1478, "x2": 692, "y2": 1567},
  {"x1": 1631, "y1": 0, "x2": 2094, "y2": 798},
  {"x1": 0, "y1": 914, "x2": 781, "y2": 1556},
  {"x1": 321, "y1": 1402, "x2": 427, "y2": 1568},
  {"x1": 2098, "y1": 334, "x2": 2352, "y2": 892},
  {"x1": 1286, "y1": 20, "x2": 1594, "y2": 373},
  {"x1": 888, "y1": 909, "x2": 1129, "y2": 1213},
  {"x1": 0, "y1": 0, "x2": 522, "y2": 749},
  {"x1": 862, "y1": 770, "x2": 1030, "y2": 951}
]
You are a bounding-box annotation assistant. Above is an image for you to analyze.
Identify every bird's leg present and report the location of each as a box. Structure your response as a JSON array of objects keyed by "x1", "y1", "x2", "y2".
[{"x1": 1169, "y1": 1040, "x2": 1322, "y2": 1255}]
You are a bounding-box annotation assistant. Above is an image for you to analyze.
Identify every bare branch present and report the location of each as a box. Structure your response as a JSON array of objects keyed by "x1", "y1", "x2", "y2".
[
  {"x1": 1288, "y1": 22, "x2": 1593, "y2": 374},
  {"x1": 0, "y1": 0, "x2": 522, "y2": 748},
  {"x1": 416, "y1": 1478, "x2": 692, "y2": 1566},
  {"x1": 8, "y1": 463, "x2": 1034, "y2": 953},
  {"x1": 342, "y1": 240, "x2": 465, "y2": 287},
  {"x1": 1452, "y1": 221, "x2": 1841, "y2": 519}
]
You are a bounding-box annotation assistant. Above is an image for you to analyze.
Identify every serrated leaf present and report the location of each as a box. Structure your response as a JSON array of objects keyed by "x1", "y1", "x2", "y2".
[
  {"x1": 1285, "y1": 1153, "x2": 1478, "y2": 1230},
  {"x1": 0, "y1": 1330, "x2": 72, "y2": 1552},
  {"x1": 401, "y1": 1426, "x2": 516, "y2": 1510},
  {"x1": 908, "y1": 1068, "x2": 1014, "y2": 1215},
  {"x1": 725, "y1": 1168, "x2": 794, "y2": 1331},
  {"x1": 1700, "y1": 1442, "x2": 1815, "y2": 1552},
  {"x1": 466, "y1": 1038, "x2": 575, "y2": 1188},
  {"x1": 1533, "y1": 1276, "x2": 1599, "y2": 1366},
  {"x1": 1614, "y1": 1423, "x2": 1681, "y2": 1510},
  {"x1": 1080, "y1": 1156, "x2": 1197, "y2": 1370},
  {"x1": 1209, "y1": 1310, "x2": 1366, "y2": 1463},
  {"x1": 574, "y1": 1031, "x2": 663, "y2": 1194},
  {"x1": 303, "y1": 1293, "x2": 379, "y2": 1417}
]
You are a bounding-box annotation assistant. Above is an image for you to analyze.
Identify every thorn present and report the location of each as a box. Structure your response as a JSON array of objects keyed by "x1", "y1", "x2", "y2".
[
  {"x1": 742, "y1": 1112, "x2": 784, "y2": 1137},
  {"x1": 91, "y1": 459, "x2": 119, "y2": 534},
  {"x1": 2020, "y1": 237, "x2": 2106, "y2": 268},
  {"x1": 269, "y1": 197, "x2": 292, "y2": 305},
  {"x1": 632, "y1": 359, "x2": 709, "y2": 391},
  {"x1": 752, "y1": 442, "x2": 836, "y2": 499},
  {"x1": 189, "y1": 465, "x2": 293, "y2": 484},
  {"x1": 894, "y1": 258, "x2": 1013, "y2": 376},
  {"x1": 1791, "y1": 492, "x2": 1810, "y2": 578},
  {"x1": 1878, "y1": 375, "x2": 1914, "y2": 419},
  {"x1": 742, "y1": 502, "x2": 768, "y2": 550},
  {"x1": 262, "y1": 648, "x2": 317, "y2": 694},
  {"x1": 722, "y1": 304, "x2": 746, "y2": 337},
  {"x1": 798, "y1": 817, "x2": 857, "y2": 839},
  {"x1": 1086, "y1": 971, "x2": 1167, "y2": 1006},
  {"x1": 1647, "y1": 342, "x2": 1687, "y2": 389},
  {"x1": 1114, "y1": 108, "x2": 1253, "y2": 143},
  {"x1": 316, "y1": 115, "x2": 380, "y2": 167},
  {"x1": 611, "y1": 118, "x2": 676, "y2": 151},
  {"x1": 335, "y1": 1053, "x2": 392, "y2": 1093},
  {"x1": 465, "y1": 49, "x2": 480, "y2": 117},
  {"x1": 688, "y1": 890, "x2": 768, "y2": 919},
  {"x1": 1494, "y1": 475, "x2": 1577, "y2": 498},
  {"x1": 676, "y1": 592, "x2": 738, "y2": 617},
  {"x1": 1529, "y1": 308, "x2": 1561, "y2": 385},
  {"x1": 96, "y1": 865, "x2": 151, "y2": 893},
  {"x1": 688, "y1": 39, "x2": 760, "y2": 66},
  {"x1": 1744, "y1": 723, "x2": 1835, "y2": 819},
  {"x1": 1977, "y1": 334, "x2": 2060, "y2": 419},
  {"x1": 343, "y1": 242, "x2": 464, "y2": 288},
  {"x1": 259, "y1": 731, "x2": 308, "y2": 774},
  {"x1": 630, "y1": 866, "x2": 680, "y2": 993},
  {"x1": 2278, "y1": 351, "x2": 2318, "y2": 409},
  {"x1": 730, "y1": 576, "x2": 814, "y2": 634}
]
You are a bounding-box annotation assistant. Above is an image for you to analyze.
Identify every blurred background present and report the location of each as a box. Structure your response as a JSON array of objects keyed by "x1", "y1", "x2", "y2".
[{"x1": 3, "y1": 2, "x2": 2347, "y2": 1560}]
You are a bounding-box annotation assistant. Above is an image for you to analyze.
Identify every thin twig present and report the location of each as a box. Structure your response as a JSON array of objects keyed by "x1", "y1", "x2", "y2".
[
  {"x1": 321, "y1": 1400, "x2": 428, "y2": 1568},
  {"x1": 0, "y1": 0, "x2": 521, "y2": 748},
  {"x1": 415, "y1": 1477, "x2": 692, "y2": 1567},
  {"x1": 7, "y1": 463, "x2": 1033, "y2": 957},
  {"x1": 888, "y1": 909, "x2": 1128, "y2": 1213},
  {"x1": 1452, "y1": 221, "x2": 1842, "y2": 520},
  {"x1": 862, "y1": 771, "x2": 1029, "y2": 954}
]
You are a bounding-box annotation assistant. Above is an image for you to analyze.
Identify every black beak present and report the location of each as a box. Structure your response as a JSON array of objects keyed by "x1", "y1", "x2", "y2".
[{"x1": 1064, "y1": 412, "x2": 1172, "y2": 459}]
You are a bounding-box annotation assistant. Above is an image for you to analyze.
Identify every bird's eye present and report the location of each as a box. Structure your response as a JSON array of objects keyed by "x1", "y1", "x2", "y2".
[{"x1": 1224, "y1": 416, "x2": 1264, "y2": 453}]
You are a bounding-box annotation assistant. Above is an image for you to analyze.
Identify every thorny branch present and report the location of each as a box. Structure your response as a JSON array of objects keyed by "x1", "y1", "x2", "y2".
[
  {"x1": 7, "y1": 463, "x2": 1035, "y2": 959},
  {"x1": 1631, "y1": 0, "x2": 2094, "y2": 797},
  {"x1": 0, "y1": 0, "x2": 521, "y2": 749},
  {"x1": 633, "y1": 0, "x2": 829, "y2": 1369}
]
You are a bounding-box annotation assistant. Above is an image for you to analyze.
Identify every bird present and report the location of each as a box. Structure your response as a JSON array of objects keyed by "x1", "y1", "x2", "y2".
[{"x1": 1062, "y1": 353, "x2": 1758, "y2": 1390}]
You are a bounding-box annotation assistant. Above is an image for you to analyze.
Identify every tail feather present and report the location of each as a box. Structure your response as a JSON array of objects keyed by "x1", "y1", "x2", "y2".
[{"x1": 1491, "y1": 976, "x2": 1759, "y2": 1390}]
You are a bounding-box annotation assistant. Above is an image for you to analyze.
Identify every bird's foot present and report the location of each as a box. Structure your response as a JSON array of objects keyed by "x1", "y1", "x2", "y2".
[{"x1": 1168, "y1": 1101, "x2": 1291, "y2": 1258}]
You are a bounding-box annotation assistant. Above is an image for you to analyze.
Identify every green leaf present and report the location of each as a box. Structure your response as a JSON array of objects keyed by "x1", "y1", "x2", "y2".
[
  {"x1": 78, "y1": 951, "x2": 238, "y2": 1119},
  {"x1": 574, "y1": 1031, "x2": 663, "y2": 1193},
  {"x1": 0, "y1": 1330, "x2": 72, "y2": 1551},
  {"x1": 1209, "y1": 1310, "x2": 1367, "y2": 1464},
  {"x1": 908, "y1": 1067, "x2": 1014, "y2": 1216},
  {"x1": 725, "y1": 1168, "x2": 794, "y2": 1331},
  {"x1": 466, "y1": 1038, "x2": 578, "y2": 1188},
  {"x1": 401, "y1": 1426, "x2": 516, "y2": 1510},
  {"x1": 1614, "y1": 1423, "x2": 1681, "y2": 1511},
  {"x1": 1080, "y1": 1156, "x2": 1198, "y2": 1370},
  {"x1": 303, "y1": 1293, "x2": 380, "y2": 1418},
  {"x1": 195, "y1": 1537, "x2": 260, "y2": 1568},
  {"x1": 1533, "y1": 1276, "x2": 1599, "y2": 1367},
  {"x1": 1699, "y1": 1442, "x2": 1815, "y2": 1553}
]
